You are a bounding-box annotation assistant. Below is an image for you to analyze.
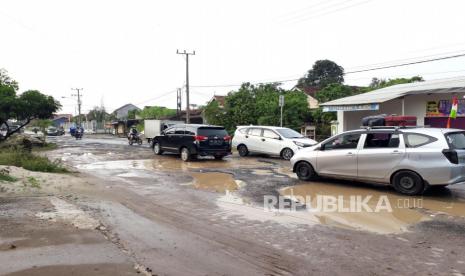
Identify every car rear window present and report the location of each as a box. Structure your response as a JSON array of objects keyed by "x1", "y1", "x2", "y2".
[
  {"x1": 198, "y1": 127, "x2": 228, "y2": 137},
  {"x1": 446, "y1": 132, "x2": 465, "y2": 149},
  {"x1": 238, "y1": 128, "x2": 248, "y2": 134},
  {"x1": 404, "y1": 133, "x2": 437, "y2": 148}
]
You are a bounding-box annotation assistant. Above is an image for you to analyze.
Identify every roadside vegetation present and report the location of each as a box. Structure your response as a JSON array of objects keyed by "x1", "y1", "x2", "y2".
[
  {"x1": 203, "y1": 59, "x2": 424, "y2": 139},
  {"x1": 0, "y1": 172, "x2": 18, "y2": 182},
  {"x1": 0, "y1": 149, "x2": 68, "y2": 173}
]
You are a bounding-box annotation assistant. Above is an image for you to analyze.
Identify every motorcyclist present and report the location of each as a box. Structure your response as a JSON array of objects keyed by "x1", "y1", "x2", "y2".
[{"x1": 128, "y1": 127, "x2": 138, "y2": 141}]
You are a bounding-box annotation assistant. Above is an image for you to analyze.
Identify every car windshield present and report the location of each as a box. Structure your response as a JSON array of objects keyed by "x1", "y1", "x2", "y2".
[
  {"x1": 446, "y1": 132, "x2": 465, "y2": 149},
  {"x1": 276, "y1": 128, "x2": 303, "y2": 138},
  {"x1": 198, "y1": 127, "x2": 228, "y2": 137}
]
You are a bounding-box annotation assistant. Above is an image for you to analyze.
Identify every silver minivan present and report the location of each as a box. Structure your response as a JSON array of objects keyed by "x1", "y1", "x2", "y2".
[{"x1": 290, "y1": 127, "x2": 465, "y2": 195}]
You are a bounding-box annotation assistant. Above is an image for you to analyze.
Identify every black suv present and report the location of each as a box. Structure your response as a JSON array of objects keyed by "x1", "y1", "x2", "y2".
[{"x1": 151, "y1": 124, "x2": 232, "y2": 161}]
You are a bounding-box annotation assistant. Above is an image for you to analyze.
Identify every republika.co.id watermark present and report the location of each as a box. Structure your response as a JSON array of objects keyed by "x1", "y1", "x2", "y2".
[{"x1": 264, "y1": 194, "x2": 423, "y2": 213}]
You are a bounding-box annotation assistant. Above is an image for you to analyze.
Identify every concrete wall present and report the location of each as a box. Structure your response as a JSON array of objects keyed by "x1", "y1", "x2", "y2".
[{"x1": 336, "y1": 93, "x2": 465, "y2": 133}]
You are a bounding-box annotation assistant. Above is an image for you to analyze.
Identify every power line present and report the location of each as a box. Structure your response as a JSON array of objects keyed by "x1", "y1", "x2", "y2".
[
  {"x1": 346, "y1": 49, "x2": 465, "y2": 71},
  {"x1": 288, "y1": 0, "x2": 375, "y2": 24},
  {"x1": 345, "y1": 53, "x2": 465, "y2": 74},
  {"x1": 191, "y1": 52, "x2": 465, "y2": 88},
  {"x1": 277, "y1": 0, "x2": 343, "y2": 22},
  {"x1": 134, "y1": 89, "x2": 178, "y2": 106}
]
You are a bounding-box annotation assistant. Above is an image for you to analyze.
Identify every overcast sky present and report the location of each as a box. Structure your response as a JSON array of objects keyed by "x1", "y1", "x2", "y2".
[{"x1": 2, "y1": 0, "x2": 465, "y2": 115}]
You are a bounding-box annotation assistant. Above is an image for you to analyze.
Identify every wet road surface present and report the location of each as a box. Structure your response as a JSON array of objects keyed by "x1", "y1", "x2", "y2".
[{"x1": 8, "y1": 135, "x2": 465, "y2": 275}]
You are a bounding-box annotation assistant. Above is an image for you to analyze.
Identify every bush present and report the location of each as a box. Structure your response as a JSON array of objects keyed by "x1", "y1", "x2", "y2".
[{"x1": 0, "y1": 149, "x2": 68, "y2": 173}]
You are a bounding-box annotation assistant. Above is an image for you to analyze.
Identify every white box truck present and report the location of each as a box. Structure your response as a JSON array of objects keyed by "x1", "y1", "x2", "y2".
[{"x1": 144, "y1": 120, "x2": 183, "y2": 143}]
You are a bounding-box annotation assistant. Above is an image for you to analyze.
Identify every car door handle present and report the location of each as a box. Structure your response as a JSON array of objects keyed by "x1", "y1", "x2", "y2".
[
  {"x1": 245, "y1": 135, "x2": 249, "y2": 138},
  {"x1": 391, "y1": 150, "x2": 402, "y2": 154},
  {"x1": 261, "y1": 138, "x2": 265, "y2": 141},
  {"x1": 346, "y1": 152, "x2": 355, "y2": 156}
]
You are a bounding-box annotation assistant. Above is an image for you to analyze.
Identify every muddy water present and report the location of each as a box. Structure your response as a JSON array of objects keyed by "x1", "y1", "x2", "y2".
[
  {"x1": 190, "y1": 172, "x2": 239, "y2": 193},
  {"x1": 280, "y1": 182, "x2": 465, "y2": 234},
  {"x1": 150, "y1": 156, "x2": 270, "y2": 171}
]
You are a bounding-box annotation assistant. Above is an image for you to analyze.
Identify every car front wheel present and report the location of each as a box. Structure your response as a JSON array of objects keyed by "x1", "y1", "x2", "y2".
[
  {"x1": 153, "y1": 142, "x2": 163, "y2": 155},
  {"x1": 180, "y1": 147, "x2": 191, "y2": 162},
  {"x1": 281, "y1": 148, "x2": 294, "y2": 160},
  {"x1": 295, "y1": 161, "x2": 317, "y2": 181},
  {"x1": 392, "y1": 171, "x2": 424, "y2": 196}
]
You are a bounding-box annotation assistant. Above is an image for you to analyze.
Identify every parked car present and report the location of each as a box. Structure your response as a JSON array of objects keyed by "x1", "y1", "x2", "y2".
[
  {"x1": 232, "y1": 126, "x2": 317, "y2": 160},
  {"x1": 290, "y1": 127, "x2": 465, "y2": 195},
  {"x1": 151, "y1": 124, "x2": 232, "y2": 161}
]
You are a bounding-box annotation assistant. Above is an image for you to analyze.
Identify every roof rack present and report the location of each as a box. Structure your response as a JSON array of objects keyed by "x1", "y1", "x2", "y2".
[{"x1": 360, "y1": 126, "x2": 428, "y2": 130}]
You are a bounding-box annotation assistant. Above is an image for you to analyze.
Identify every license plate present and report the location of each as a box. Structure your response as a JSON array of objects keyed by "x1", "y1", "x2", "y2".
[{"x1": 209, "y1": 139, "x2": 222, "y2": 145}]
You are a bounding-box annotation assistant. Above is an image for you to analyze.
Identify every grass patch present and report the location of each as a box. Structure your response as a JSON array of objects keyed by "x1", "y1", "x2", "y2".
[
  {"x1": 27, "y1": 176, "x2": 41, "y2": 188},
  {"x1": 32, "y1": 143, "x2": 58, "y2": 152},
  {"x1": 0, "y1": 173, "x2": 17, "y2": 182},
  {"x1": 0, "y1": 149, "x2": 68, "y2": 173}
]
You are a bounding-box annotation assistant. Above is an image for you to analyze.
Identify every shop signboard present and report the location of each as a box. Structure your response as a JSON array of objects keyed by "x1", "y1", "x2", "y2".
[{"x1": 426, "y1": 99, "x2": 465, "y2": 117}]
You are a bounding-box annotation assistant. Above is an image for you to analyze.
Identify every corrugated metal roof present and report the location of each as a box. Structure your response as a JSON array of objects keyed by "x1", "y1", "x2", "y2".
[{"x1": 320, "y1": 76, "x2": 465, "y2": 106}]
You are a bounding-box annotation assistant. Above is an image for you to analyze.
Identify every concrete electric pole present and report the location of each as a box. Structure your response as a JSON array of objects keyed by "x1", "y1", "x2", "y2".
[
  {"x1": 176, "y1": 50, "x2": 195, "y2": 124},
  {"x1": 71, "y1": 88, "x2": 83, "y2": 127}
]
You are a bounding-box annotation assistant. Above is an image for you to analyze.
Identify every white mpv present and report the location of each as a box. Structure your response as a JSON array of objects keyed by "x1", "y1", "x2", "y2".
[{"x1": 232, "y1": 126, "x2": 317, "y2": 160}]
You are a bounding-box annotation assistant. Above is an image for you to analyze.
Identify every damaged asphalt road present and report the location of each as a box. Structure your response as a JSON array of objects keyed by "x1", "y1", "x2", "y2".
[{"x1": 1, "y1": 135, "x2": 465, "y2": 275}]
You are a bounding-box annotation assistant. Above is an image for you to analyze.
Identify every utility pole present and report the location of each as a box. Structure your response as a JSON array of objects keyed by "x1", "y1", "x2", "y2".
[
  {"x1": 176, "y1": 50, "x2": 195, "y2": 123},
  {"x1": 176, "y1": 88, "x2": 182, "y2": 116},
  {"x1": 279, "y1": 94, "x2": 284, "y2": 127},
  {"x1": 71, "y1": 88, "x2": 83, "y2": 127}
]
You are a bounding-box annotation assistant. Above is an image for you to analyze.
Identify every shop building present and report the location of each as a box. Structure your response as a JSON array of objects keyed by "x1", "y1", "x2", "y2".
[{"x1": 320, "y1": 77, "x2": 465, "y2": 134}]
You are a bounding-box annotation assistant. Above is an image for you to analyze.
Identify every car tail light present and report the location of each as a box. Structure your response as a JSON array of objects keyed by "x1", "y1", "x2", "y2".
[
  {"x1": 223, "y1": 135, "x2": 231, "y2": 141},
  {"x1": 194, "y1": 135, "x2": 208, "y2": 141},
  {"x1": 442, "y1": 149, "x2": 459, "y2": 164}
]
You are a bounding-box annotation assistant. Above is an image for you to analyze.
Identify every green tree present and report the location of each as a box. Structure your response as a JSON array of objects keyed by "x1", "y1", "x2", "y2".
[
  {"x1": 87, "y1": 106, "x2": 109, "y2": 122},
  {"x1": 203, "y1": 83, "x2": 310, "y2": 133},
  {"x1": 298, "y1": 60, "x2": 344, "y2": 90},
  {"x1": 0, "y1": 71, "x2": 61, "y2": 141},
  {"x1": 368, "y1": 76, "x2": 423, "y2": 90},
  {"x1": 138, "y1": 106, "x2": 176, "y2": 119},
  {"x1": 203, "y1": 100, "x2": 226, "y2": 126},
  {"x1": 315, "y1": 83, "x2": 357, "y2": 103},
  {"x1": 0, "y1": 69, "x2": 19, "y2": 90}
]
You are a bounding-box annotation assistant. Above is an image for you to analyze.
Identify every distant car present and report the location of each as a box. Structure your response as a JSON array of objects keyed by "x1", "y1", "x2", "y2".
[
  {"x1": 151, "y1": 124, "x2": 232, "y2": 161},
  {"x1": 290, "y1": 127, "x2": 465, "y2": 195},
  {"x1": 46, "y1": 127, "x2": 59, "y2": 136},
  {"x1": 232, "y1": 126, "x2": 317, "y2": 160},
  {"x1": 8, "y1": 124, "x2": 23, "y2": 134}
]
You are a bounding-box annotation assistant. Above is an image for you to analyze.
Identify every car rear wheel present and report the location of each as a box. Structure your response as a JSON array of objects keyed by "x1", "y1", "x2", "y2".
[
  {"x1": 281, "y1": 148, "x2": 294, "y2": 160},
  {"x1": 238, "y1": 145, "x2": 249, "y2": 157},
  {"x1": 180, "y1": 147, "x2": 191, "y2": 162},
  {"x1": 295, "y1": 162, "x2": 317, "y2": 181},
  {"x1": 153, "y1": 142, "x2": 163, "y2": 155},
  {"x1": 392, "y1": 171, "x2": 424, "y2": 196}
]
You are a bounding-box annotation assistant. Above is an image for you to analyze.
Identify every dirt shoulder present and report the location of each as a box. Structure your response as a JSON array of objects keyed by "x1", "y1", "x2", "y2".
[{"x1": 0, "y1": 167, "x2": 141, "y2": 276}]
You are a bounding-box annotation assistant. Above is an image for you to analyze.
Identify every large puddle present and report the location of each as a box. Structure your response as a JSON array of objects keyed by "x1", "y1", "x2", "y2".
[
  {"x1": 150, "y1": 155, "x2": 271, "y2": 171},
  {"x1": 190, "y1": 172, "x2": 239, "y2": 193},
  {"x1": 279, "y1": 182, "x2": 465, "y2": 234}
]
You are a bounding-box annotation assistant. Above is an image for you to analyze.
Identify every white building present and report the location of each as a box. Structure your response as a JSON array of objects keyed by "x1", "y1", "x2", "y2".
[{"x1": 320, "y1": 76, "x2": 465, "y2": 134}]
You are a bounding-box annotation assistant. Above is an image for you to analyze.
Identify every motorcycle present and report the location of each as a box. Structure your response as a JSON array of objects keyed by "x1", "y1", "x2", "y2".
[
  {"x1": 75, "y1": 129, "x2": 83, "y2": 140},
  {"x1": 128, "y1": 133, "x2": 142, "y2": 145}
]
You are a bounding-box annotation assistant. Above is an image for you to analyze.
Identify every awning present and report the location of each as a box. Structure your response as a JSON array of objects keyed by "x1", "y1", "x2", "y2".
[{"x1": 320, "y1": 76, "x2": 465, "y2": 110}]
